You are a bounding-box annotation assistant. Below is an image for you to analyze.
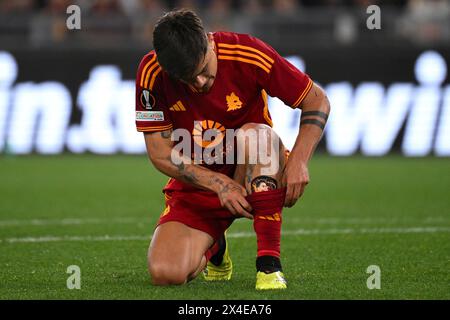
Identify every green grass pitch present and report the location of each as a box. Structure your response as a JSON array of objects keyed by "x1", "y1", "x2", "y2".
[{"x1": 0, "y1": 154, "x2": 449, "y2": 299}]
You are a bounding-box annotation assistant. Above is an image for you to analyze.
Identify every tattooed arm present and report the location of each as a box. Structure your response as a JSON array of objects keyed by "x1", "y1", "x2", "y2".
[
  {"x1": 283, "y1": 82, "x2": 331, "y2": 207},
  {"x1": 143, "y1": 131, "x2": 253, "y2": 219}
]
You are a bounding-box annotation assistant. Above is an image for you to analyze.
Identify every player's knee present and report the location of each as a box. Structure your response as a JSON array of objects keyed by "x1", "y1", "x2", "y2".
[
  {"x1": 239, "y1": 122, "x2": 273, "y2": 137},
  {"x1": 239, "y1": 122, "x2": 268, "y2": 131},
  {"x1": 236, "y1": 123, "x2": 282, "y2": 170},
  {"x1": 148, "y1": 261, "x2": 189, "y2": 286},
  {"x1": 237, "y1": 123, "x2": 279, "y2": 152}
]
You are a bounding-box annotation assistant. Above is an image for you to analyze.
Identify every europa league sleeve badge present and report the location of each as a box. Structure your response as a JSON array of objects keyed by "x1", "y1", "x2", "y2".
[{"x1": 140, "y1": 89, "x2": 155, "y2": 110}]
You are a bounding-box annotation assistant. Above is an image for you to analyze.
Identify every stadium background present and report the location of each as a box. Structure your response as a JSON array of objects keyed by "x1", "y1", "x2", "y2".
[{"x1": 0, "y1": 0, "x2": 449, "y2": 300}]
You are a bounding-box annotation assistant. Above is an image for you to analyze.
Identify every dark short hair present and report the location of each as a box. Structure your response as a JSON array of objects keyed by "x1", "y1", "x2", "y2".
[{"x1": 153, "y1": 9, "x2": 208, "y2": 81}]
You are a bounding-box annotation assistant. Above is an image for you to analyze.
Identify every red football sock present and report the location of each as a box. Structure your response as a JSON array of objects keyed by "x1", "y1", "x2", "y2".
[{"x1": 246, "y1": 188, "x2": 286, "y2": 258}]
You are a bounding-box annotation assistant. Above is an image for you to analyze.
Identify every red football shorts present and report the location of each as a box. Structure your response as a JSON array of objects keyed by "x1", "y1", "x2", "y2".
[
  {"x1": 157, "y1": 190, "x2": 236, "y2": 241},
  {"x1": 156, "y1": 150, "x2": 290, "y2": 240}
]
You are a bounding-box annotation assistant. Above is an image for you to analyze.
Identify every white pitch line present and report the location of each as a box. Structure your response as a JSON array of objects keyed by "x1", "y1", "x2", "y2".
[
  {"x1": 1, "y1": 235, "x2": 150, "y2": 244},
  {"x1": 1, "y1": 226, "x2": 450, "y2": 244},
  {"x1": 234, "y1": 226, "x2": 450, "y2": 237},
  {"x1": 0, "y1": 217, "x2": 143, "y2": 227},
  {"x1": 0, "y1": 216, "x2": 448, "y2": 227}
]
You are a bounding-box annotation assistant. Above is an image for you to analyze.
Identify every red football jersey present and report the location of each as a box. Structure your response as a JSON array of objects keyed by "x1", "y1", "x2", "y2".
[{"x1": 135, "y1": 31, "x2": 313, "y2": 192}]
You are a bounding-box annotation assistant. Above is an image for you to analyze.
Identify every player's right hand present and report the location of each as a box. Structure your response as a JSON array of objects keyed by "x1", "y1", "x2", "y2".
[{"x1": 216, "y1": 179, "x2": 253, "y2": 219}]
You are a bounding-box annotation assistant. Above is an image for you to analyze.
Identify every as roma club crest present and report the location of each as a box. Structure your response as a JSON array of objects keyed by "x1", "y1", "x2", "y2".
[
  {"x1": 226, "y1": 92, "x2": 243, "y2": 111},
  {"x1": 140, "y1": 89, "x2": 155, "y2": 110}
]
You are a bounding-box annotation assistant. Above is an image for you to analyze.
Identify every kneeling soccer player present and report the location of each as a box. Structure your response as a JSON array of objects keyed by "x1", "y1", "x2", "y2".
[{"x1": 135, "y1": 9, "x2": 330, "y2": 290}]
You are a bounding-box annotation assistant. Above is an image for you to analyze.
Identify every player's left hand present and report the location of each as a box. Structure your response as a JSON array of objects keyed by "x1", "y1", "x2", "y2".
[{"x1": 282, "y1": 160, "x2": 310, "y2": 207}]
